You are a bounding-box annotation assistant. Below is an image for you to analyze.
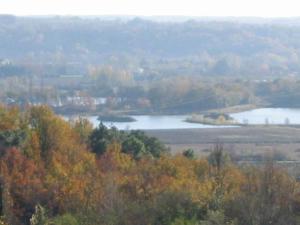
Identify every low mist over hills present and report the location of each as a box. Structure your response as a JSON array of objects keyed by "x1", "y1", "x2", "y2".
[{"x1": 2, "y1": 15, "x2": 300, "y2": 77}]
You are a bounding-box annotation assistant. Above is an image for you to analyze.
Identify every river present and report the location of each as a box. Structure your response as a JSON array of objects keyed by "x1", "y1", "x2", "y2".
[
  {"x1": 230, "y1": 108, "x2": 300, "y2": 125},
  {"x1": 85, "y1": 115, "x2": 231, "y2": 130},
  {"x1": 66, "y1": 108, "x2": 300, "y2": 130}
]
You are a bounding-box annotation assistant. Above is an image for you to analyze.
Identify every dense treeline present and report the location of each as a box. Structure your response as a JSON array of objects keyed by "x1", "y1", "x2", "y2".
[
  {"x1": 5, "y1": 68, "x2": 300, "y2": 114},
  {"x1": 0, "y1": 105, "x2": 300, "y2": 225},
  {"x1": 72, "y1": 75, "x2": 300, "y2": 113},
  {"x1": 2, "y1": 16, "x2": 300, "y2": 77},
  {"x1": 4, "y1": 16, "x2": 300, "y2": 113}
]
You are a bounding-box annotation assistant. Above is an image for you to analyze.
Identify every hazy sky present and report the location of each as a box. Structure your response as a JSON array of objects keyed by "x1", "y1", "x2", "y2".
[{"x1": 1, "y1": 0, "x2": 300, "y2": 17}]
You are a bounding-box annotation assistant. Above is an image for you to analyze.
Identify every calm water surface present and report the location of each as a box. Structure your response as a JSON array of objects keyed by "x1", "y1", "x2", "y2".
[
  {"x1": 65, "y1": 108, "x2": 300, "y2": 130},
  {"x1": 230, "y1": 108, "x2": 300, "y2": 125},
  {"x1": 85, "y1": 115, "x2": 229, "y2": 130}
]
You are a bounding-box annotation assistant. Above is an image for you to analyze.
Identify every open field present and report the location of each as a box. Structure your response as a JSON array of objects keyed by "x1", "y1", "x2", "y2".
[{"x1": 145, "y1": 126, "x2": 300, "y2": 162}]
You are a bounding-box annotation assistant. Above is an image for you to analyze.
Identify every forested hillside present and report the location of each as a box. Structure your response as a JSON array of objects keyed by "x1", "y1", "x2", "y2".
[
  {"x1": 2, "y1": 15, "x2": 300, "y2": 77},
  {"x1": 0, "y1": 105, "x2": 300, "y2": 225}
]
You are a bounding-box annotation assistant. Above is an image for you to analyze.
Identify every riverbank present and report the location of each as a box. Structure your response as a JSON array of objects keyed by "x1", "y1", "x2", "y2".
[
  {"x1": 204, "y1": 104, "x2": 260, "y2": 114},
  {"x1": 185, "y1": 112, "x2": 241, "y2": 126},
  {"x1": 55, "y1": 104, "x2": 260, "y2": 117},
  {"x1": 98, "y1": 114, "x2": 136, "y2": 122}
]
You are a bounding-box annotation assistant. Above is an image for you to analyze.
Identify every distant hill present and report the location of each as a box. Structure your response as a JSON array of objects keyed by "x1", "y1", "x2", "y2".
[{"x1": 2, "y1": 16, "x2": 300, "y2": 77}]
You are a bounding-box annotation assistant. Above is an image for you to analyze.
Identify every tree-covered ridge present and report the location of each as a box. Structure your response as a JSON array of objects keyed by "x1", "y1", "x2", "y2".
[
  {"x1": 2, "y1": 16, "x2": 300, "y2": 77},
  {"x1": 0, "y1": 105, "x2": 299, "y2": 224},
  {"x1": 4, "y1": 17, "x2": 300, "y2": 114}
]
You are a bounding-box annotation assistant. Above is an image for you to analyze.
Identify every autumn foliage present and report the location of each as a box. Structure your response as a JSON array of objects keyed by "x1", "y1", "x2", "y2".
[{"x1": 0, "y1": 105, "x2": 299, "y2": 225}]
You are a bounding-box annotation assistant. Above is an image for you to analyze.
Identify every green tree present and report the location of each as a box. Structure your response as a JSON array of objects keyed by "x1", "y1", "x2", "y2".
[
  {"x1": 182, "y1": 149, "x2": 195, "y2": 159},
  {"x1": 200, "y1": 210, "x2": 236, "y2": 225},
  {"x1": 129, "y1": 130, "x2": 168, "y2": 158},
  {"x1": 51, "y1": 214, "x2": 78, "y2": 225},
  {"x1": 122, "y1": 136, "x2": 146, "y2": 160},
  {"x1": 90, "y1": 122, "x2": 111, "y2": 155}
]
